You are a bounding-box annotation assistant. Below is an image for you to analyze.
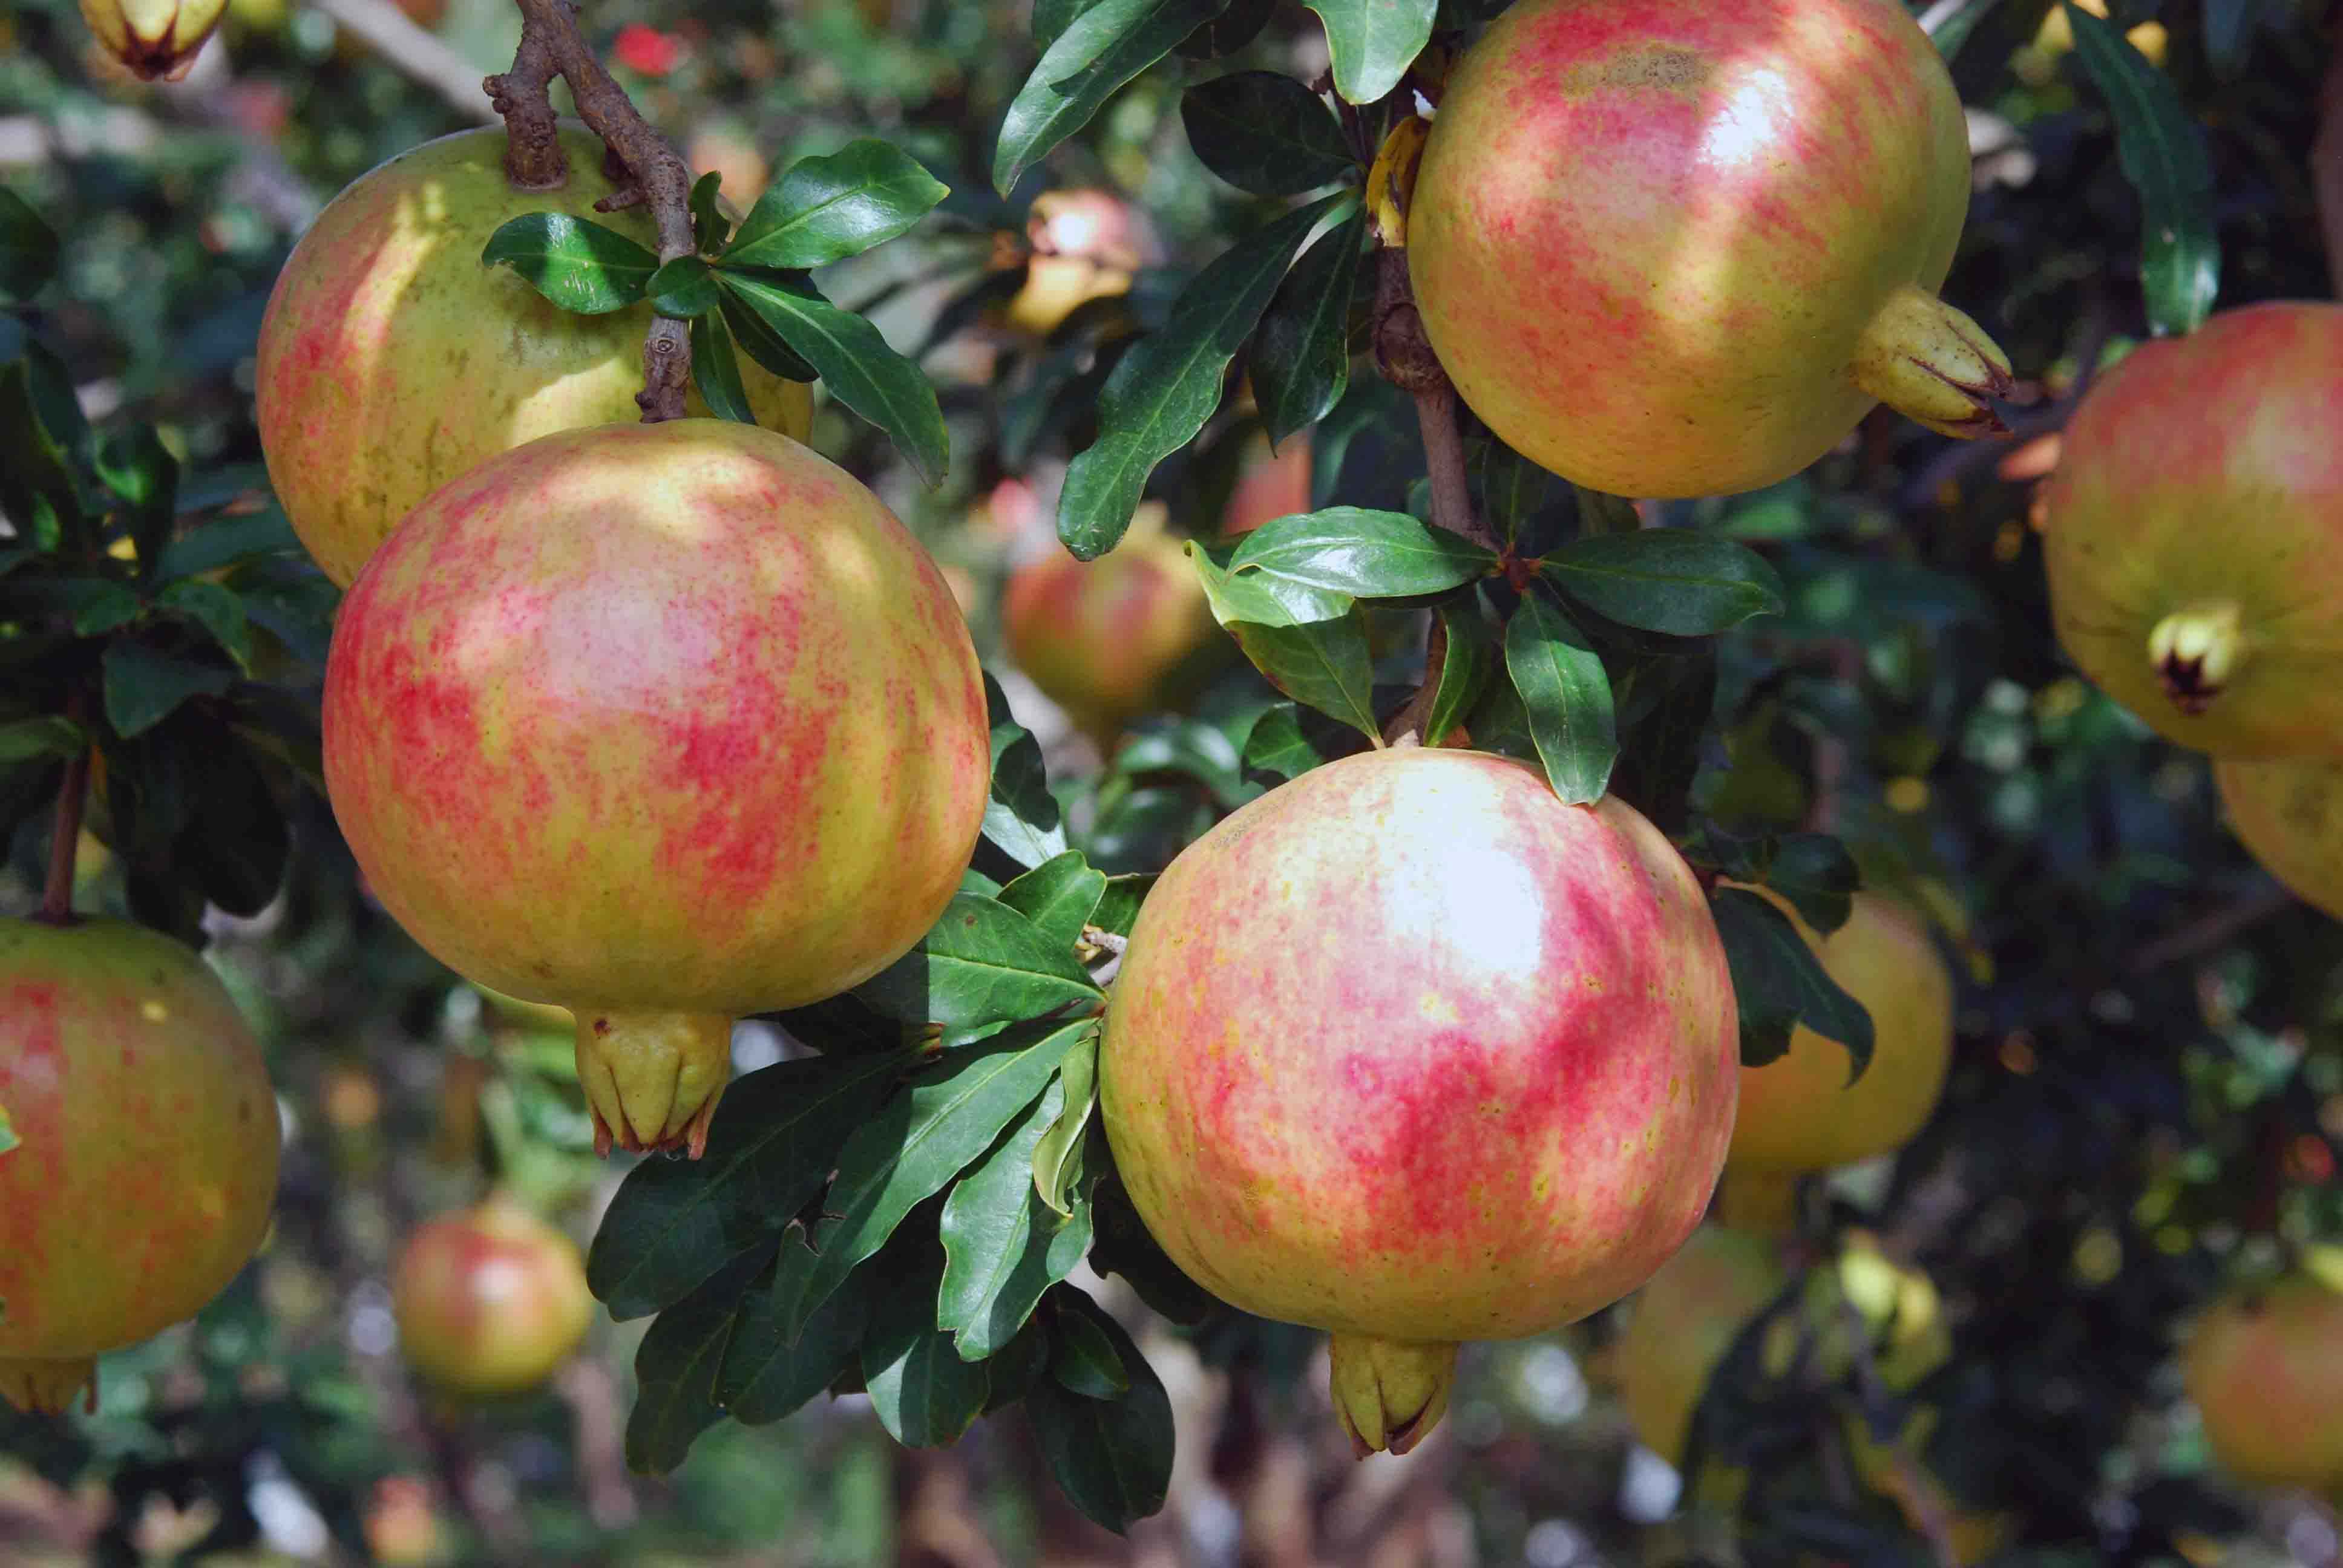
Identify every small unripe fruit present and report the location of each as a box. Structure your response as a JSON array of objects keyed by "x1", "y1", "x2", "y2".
[{"x1": 392, "y1": 1197, "x2": 593, "y2": 1399}]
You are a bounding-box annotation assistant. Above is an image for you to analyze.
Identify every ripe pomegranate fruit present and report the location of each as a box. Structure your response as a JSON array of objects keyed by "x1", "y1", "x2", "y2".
[
  {"x1": 392, "y1": 1196, "x2": 593, "y2": 1399},
  {"x1": 1002, "y1": 503, "x2": 1222, "y2": 751},
  {"x1": 2215, "y1": 754, "x2": 2343, "y2": 919},
  {"x1": 1608, "y1": 1224, "x2": 1786, "y2": 1465},
  {"x1": 2043, "y1": 302, "x2": 2343, "y2": 759},
  {"x1": 1219, "y1": 429, "x2": 1313, "y2": 538},
  {"x1": 2182, "y1": 1270, "x2": 2343, "y2": 1493},
  {"x1": 1101, "y1": 748, "x2": 1738, "y2": 1454},
  {"x1": 1724, "y1": 888, "x2": 1954, "y2": 1178},
  {"x1": 255, "y1": 126, "x2": 815, "y2": 587},
  {"x1": 0, "y1": 918, "x2": 281, "y2": 1414},
  {"x1": 1407, "y1": 0, "x2": 2013, "y2": 500},
  {"x1": 1003, "y1": 189, "x2": 1155, "y2": 338},
  {"x1": 323, "y1": 419, "x2": 991, "y2": 1157}
]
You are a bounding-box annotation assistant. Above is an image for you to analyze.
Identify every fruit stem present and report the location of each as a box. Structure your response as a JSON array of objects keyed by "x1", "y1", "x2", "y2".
[
  {"x1": 1717, "y1": 1169, "x2": 1803, "y2": 1238},
  {"x1": 1328, "y1": 1334, "x2": 1459, "y2": 1457},
  {"x1": 572, "y1": 1008, "x2": 733, "y2": 1159},
  {"x1": 1849, "y1": 284, "x2": 2016, "y2": 440},
  {"x1": 38, "y1": 701, "x2": 90, "y2": 928},
  {"x1": 485, "y1": 0, "x2": 696, "y2": 421}
]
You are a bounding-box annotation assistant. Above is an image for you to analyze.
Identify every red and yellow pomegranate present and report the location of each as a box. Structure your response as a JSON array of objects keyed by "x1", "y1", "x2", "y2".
[
  {"x1": 0, "y1": 918, "x2": 281, "y2": 1414},
  {"x1": 323, "y1": 419, "x2": 991, "y2": 1158},
  {"x1": 1101, "y1": 748, "x2": 1738, "y2": 1454},
  {"x1": 2182, "y1": 1269, "x2": 2343, "y2": 1494},
  {"x1": 1408, "y1": 0, "x2": 2012, "y2": 500},
  {"x1": 1724, "y1": 889, "x2": 1955, "y2": 1200},
  {"x1": 392, "y1": 1195, "x2": 593, "y2": 1399},
  {"x1": 1218, "y1": 429, "x2": 1314, "y2": 539},
  {"x1": 255, "y1": 126, "x2": 815, "y2": 587},
  {"x1": 2043, "y1": 302, "x2": 2343, "y2": 759},
  {"x1": 2215, "y1": 754, "x2": 2343, "y2": 920},
  {"x1": 1003, "y1": 189, "x2": 1154, "y2": 338}
]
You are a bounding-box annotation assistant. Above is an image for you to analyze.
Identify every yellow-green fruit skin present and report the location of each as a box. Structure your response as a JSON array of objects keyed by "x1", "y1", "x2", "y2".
[
  {"x1": 0, "y1": 918, "x2": 281, "y2": 1413},
  {"x1": 1611, "y1": 1225, "x2": 1784, "y2": 1465},
  {"x1": 1725, "y1": 889, "x2": 1954, "y2": 1174},
  {"x1": 2215, "y1": 754, "x2": 2343, "y2": 920},
  {"x1": 1001, "y1": 523, "x2": 1220, "y2": 750},
  {"x1": 254, "y1": 126, "x2": 816, "y2": 587},
  {"x1": 392, "y1": 1199, "x2": 593, "y2": 1399},
  {"x1": 2183, "y1": 1274, "x2": 2343, "y2": 1493}
]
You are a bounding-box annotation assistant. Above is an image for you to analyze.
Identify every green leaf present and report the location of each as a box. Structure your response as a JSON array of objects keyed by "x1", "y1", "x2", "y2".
[
  {"x1": 719, "y1": 292, "x2": 822, "y2": 383},
  {"x1": 588, "y1": 1052, "x2": 908, "y2": 1321},
  {"x1": 32, "y1": 578, "x2": 143, "y2": 636},
  {"x1": 1031, "y1": 1028, "x2": 1098, "y2": 1217},
  {"x1": 102, "y1": 642, "x2": 232, "y2": 739},
  {"x1": 0, "y1": 188, "x2": 61, "y2": 304},
  {"x1": 231, "y1": 564, "x2": 339, "y2": 669},
  {"x1": 716, "y1": 270, "x2": 949, "y2": 485},
  {"x1": 727, "y1": 140, "x2": 951, "y2": 270},
  {"x1": 0, "y1": 716, "x2": 87, "y2": 764},
  {"x1": 938, "y1": 1079, "x2": 1092, "y2": 1359},
  {"x1": 983, "y1": 673, "x2": 1072, "y2": 869},
  {"x1": 720, "y1": 1242, "x2": 871, "y2": 1423},
  {"x1": 998, "y1": 852, "x2": 1108, "y2": 952},
  {"x1": 783, "y1": 1022, "x2": 1090, "y2": 1333},
  {"x1": 151, "y1": 508, "x2": 304, "y2": 583},
  {"x1": 994, "y1": 0, "x2": 1237, "y2": 195},
  {"x1": 1230, "y1": 506, "x2": 1495, "y2": 600},
  {"x1": 689, "y1": 309, "x2": 758, "y2": 425},
  {"x1": 1540, "y1": 531, "x2": 1785, "y2": 636},
  {"x1": 1178, "y1": 0, "x2": 1274, "y2": 56},
  {"x1": 1188, "y1": 540, "x2": 1351, "y2": 629},
  {"x1": 1503, "y1": 592, "x2": 1616, "y2": 805},
  {"x1": 1248, "y1": 209, "x2": 1368, "y2": 447},
  {"x1": 855, "y1": 895, "x2": 1104, "y2": 1028},
  {"x1": 1181, "y1": 71, "x2": 1355, "y2": 196},
  {"x1": 1710, "y1": 887, "x2": 1875, "y2": 1077},
  {"x1": 689, "y1": 169, "x2": 733, "y2": 254},
  {"x1": 1034, "y1": 0, "x2": 1101, "y2": 51},
  {"x1": 647, "y1": 255, "x2": 721, "y2": 318},
  {"x1": 864, "y1": 1250, "x2": 992, "y2": 1446},
  {"x1": 1027, "y1": 1296, "x2": 1175, "y2": 1534},
  {"x1": 1190, "y1": 547, "x2": 1380, "y2": 737},
  {"x1": 1761, "y1": 833, "x2": 1861, "y2": 937},
  {"x1": 95, "y1": 425, "x2": 180, "y2": 577},
  {"x1": 1239, "y1": 701, "x2": 1368, "y2": 783},
  {"x1": 1922, "y1": 0, "x2": 2003, "y2": 62},
  {"x1": 1088, "y1": 874, "x2": 1156, "y2": 939},
  {"x1": 2062, "y1": 1, "x2": 2218, "y2": 335},
  {"x1": 480, "y1": 212, "x2": 660, "y2": 315},
  {"x1": 1058, "y1": 194, "x2": 1351, "y2": 559},
  {"x1": 0, "y1": 350, "x2": 86, "y2": 547},
  {"x1": 1305, "y1": 0, "x2": 1438, "y2": 103},
  {"x1": 624, "y1": 1244, "x2": 773, "y2": 1475},
  {"x1": 1475, "y1": 441, "x2": 1561, "y2": 549},
  {"x1": 157, "y1": 581, "x2": 252, "y2": 671},
  {"x1": 1051, "y1": 1298, "x2": 1130, "y2": 1399},
  {"x1": 1087, "y1": 1178, "x2": 1216, "y2": 1325},
  {"x1": 1424, "y1": 595, "x2": 1498, "y2": 747}
]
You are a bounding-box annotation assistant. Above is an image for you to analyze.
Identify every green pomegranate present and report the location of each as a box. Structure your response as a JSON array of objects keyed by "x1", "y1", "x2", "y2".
[
  {"x1": 2183, "y1": 1269, "x2": 2343, "y2": 1494},
  {"x1": 392, "y1": 1195, "x2": 594, "y2": 1399},
  {"x1": 255, "y1": 125, "x2": 815, "y2": 587},
  {"x1": 1408, "y1": 0, "x2": 2012, "y2": 500},
  {"x1": 2215, "y1": 754, "x2": 2343, "y2": 920},
  {"x1": 0, "y1": 918, "x2": 281, "y2": 1414},
  {"x1": 323, "y1": 420, "x2": 992, "y2": 1157},
  {"x1": 2043, "y1": 301, "x2": 2343, "y2": 759},
  {"x1": 1101, "y1": 748, "x2": 1738, "y2": 1455}
]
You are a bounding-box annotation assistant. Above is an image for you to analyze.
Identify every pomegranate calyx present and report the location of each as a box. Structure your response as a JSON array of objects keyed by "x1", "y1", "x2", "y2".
[
  {"x1": 1851, "y1": 286, "x2": 2017, "y2": 440},
  {"x1": 1329, "y1": 1334, "x2": 1460, "y2": 1457},
  {"x1": 572, "y1": 1009, "x2": 732, "y2": 1159},
  {"x1": 2148, "y1": 601, "x2": 2246, "y2": 716}
]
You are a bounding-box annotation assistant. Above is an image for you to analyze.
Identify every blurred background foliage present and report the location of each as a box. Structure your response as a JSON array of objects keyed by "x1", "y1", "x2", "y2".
[{"x1": 5, "y1": 0, "x2": 2343, "y2": 1562}]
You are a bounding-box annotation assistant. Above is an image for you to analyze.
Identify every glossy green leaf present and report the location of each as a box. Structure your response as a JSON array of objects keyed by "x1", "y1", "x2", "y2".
[
  {"x1": 0, "y1": 716, "x2": 87, "y2": 765},
  {"x1": 864, "y1": 1253, "x2": 992, "y2": 1446},
  {"x1": 151, "y1": 508, "x2": 304, "y2": 584},
  {"x1": 997, "y1": 852, "x2": 1108, "y2": 952},
  {"x1": 1503, "y1": 592, "x2": 1616, "y2": 805},
  {"x1": 624, "y1": 1244, "x2": 773, "y2": 1475},
  {"x1": 1474, "y1": 441, "x2": 1561, "y2": 548},
  {"x1": 588, "y1": 1052, "x2": 908, "y2": 1320},
  {"x1": 1181, "y1": 72, "x2": 1355, "y2": 196},
  {"x1": 1058, "y1": 195, "x2": 1350, "y2": 560},
  {"x1": 716, "y1": 270, "x2": 950, "y2": 485},
  {"x1": 854, "y1": 894, "x2": 1103, "y2": 1027},
  {"x1": 1761, "y1": 833, "x2": 1861, "y2": 937},
  {"x1": 1248, "y1": 209, "x2": 1367, "y2": 446},
  {"x1": 719, "y1": 1242, "x2": 870, "y2": 1424},
  {"x1": 1027, "y1": 1296, "x2": 1175, "y2": 1534},
  {"x1": 688, "y1": 169, "x2": 732, "y2": 254},
  {"x1": 994, "y1": 0, "x2": 1236, "y2": 195},
  {"x1": 1710, "y1": 886, "x2": 1875, "y2": 1077},
  {"x1": 1190, "y1": 547, "x2": 1380, "y2": 737},
  {"x1": 159, "y1": 580, "x2": 254, "y2": 671},
  {"x1": 0, "y1": 188, "x2": 61, "y2": 304},
  {"x1": 1239, "y1": 701, "x2": 1369, "y2": 783},
  {"x1": 727, "y1": 140, "x2": 950, "y2": 270},
  {"x1": 647, "y1": 255, "x2": 721, "y2": 318},
  {"x1": 1188, "y1": 539, "x2": 1352, "y2": 628},
  {"x1": 1424, "y1": 595, "x2": 1498, "y2": 747},
  {"x1": 1051, "y1": 1298, "x2": 1130, "y2": 1398},
  {"x1": 102, "y1": 642, "x2": 232, "y2": 739},
  {"x1": 480, "y1": 212, "x2": 658, "y2": 314},
  {"x1": 1031, "y1": 1029, "x2": 1098, "y2": 1217},
  {"x1": 1540, "y1": 531, "x2": 1785, "y2": 636},
  {"x1": 1230, "y1": 506, "x2": 1495, "y2": 600},
  {"x1": 983, "y1": 671, "x2": 1072, "y2": 869},
  {"x1": 0, "y1": 350, "x2": 86, "y2": 547},
  {"x1": 95, "y1": 425, "x2": 179, "y2": 577},
  {"x1": 689, "y1": 309, "x2": 757, "y2": 425},
  {"x1": 1305, "y1": 0, "x2": 1437, "y2": 103},
  {"x1": 1087, "y1": 874, "x2": 1156, "y2": 939},
  {"x1": 938, "y1": 1079, "x2": 1093, "y2": 1359},
  {"x1": 719, "y1": 291, "x2": 822, "y2": 383}
]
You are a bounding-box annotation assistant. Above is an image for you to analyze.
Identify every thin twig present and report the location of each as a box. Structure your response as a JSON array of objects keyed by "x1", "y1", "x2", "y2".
[
  {"x1": 39, "y1": 703, "x2": 90, "y2": 927},
  {"x1": 1370, "y1": 250, "x2": 1495, "y2": 552},
  {"x1": 2130, "y1": 883, "x2": 2296, "y2": 974},
  {"x1": 483, "y1": 0, "x2": 695, "y2": 419}
]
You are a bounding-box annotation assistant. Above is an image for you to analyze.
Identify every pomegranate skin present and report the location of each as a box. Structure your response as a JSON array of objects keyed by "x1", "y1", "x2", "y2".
[
  {"x1": 2182, "y1": 1272, "x2": 2343, "y2": 1493},
  {"x1": 392, "y1": 1198, "x2": 594, "y2": 1399},
  {"x1": 1101, "y1": 748, "x2": 1737, "y2": 1448},
  {"x1": 2216, "y1": 754, "x2": 2343, "y2": 919},
  {"x1": 1409, "y1": 0, "x2": 2007, "y2": 499},
  {"x1": 2043, "y1": 302, "x2": 2343, "y2": 759},
  {"x1": 323, "y1": 419, "x2": 991, "y2": 1154},
  {"x1": 0, "y1": 918, "x2": 281, "y2": 1414}
]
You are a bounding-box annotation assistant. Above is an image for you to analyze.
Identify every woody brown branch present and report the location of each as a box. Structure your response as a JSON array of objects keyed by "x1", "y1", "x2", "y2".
[{"x1": 483, "y1": 0, "x2": 695, "y2": 420}]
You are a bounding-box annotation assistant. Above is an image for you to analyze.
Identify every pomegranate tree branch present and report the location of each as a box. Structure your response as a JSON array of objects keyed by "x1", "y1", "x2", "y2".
[
  {"x1": 1372, "y1": 250, "x2": 1493, "y2": 553},
  {"x1": 2316, "y1": 27, "x2": 2343, "y2": 299},
  {"x1": 484, "y1": 0, "x2": 694, "y2": 420},
  {"x1": 39, "y1": 704, "x2": 90, "y2": 927}
]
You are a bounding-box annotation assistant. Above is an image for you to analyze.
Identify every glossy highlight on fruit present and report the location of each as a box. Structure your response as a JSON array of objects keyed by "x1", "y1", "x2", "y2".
[
  {"x1": 2216, "y1": 754, "x2": 2343, "y2": 920},
  {"x1": 0, "y1": 918, "x2": 281, "y2": 1414},
  {"x1": 2043, "y1": 302, "x2": 2343, "y2": 758},
  {"x1": 392, "y1": 1196, "x2": 593, "y2": 1399},
  {"x1": 2183, "y1": 1270, "x2": 2343, "y2": 1494},
  {"x1": 255, "y1": 126, "x2": 815, "y2": 587},
  {"x1": 1409, "y1": 0, "x2": 2013, "y2": 499},
  {"x1": 323, "y1": 419, "x2": 992, "y2": 1157},
  {"x1": 1101, "y1": 748, "x2": 1738, "y2": 1454}
]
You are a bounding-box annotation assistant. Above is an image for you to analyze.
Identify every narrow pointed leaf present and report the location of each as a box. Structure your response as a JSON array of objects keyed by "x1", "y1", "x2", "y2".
[
  {"x1": 997, "y1": 852, "x2": 1108, "y2": 951},
  {"x1": 1181, "y1": 71, "x2": 1355, "y2": 196},
  {"x1": 689, "y1": 309, "x2": 757, "y2": 425},
  {"x1": 720, "y1": 1243, "x2": 871, "y2": 1423},
  {"x1": 1229, "y1": 506, "x2": 1494, "y2": 599},
  {"x1": 994, "y1": 0, "x2": 1236, "y2": 195},
  {"x1": 624, "y1": 1245, "x2": 774, "y2": 1475},
  {"x1": 727, "y1": 139, "x2": 950, "y2": 269},
  {"x1": 1305, "y1": 0, "x2": 1438, "y2": 103},
  {"x1": 1504, "y1": 592, "x2": 1616, "y2": 804},
  {"x1": 1541, "y1": 531, "x2": 1785, "y2": 636},
  {"x1": 716, "y1": 270, "x2": 949, "y2": 484},
  {"x1": 480, "y1": 213, "x2": 658, "y2": 314},
  {"x1": 1030, "y1": 1031, "x2": 1098, "y2": 1217},
  {"x1": 1710, "y1": 886, "x2": 1875, "y2": 1077},
  {"x1": 1249, "y1": 209, "x2": 1368, "y2": 445},
  {"x1": 853, "y1": 894, "x2": 1103, "y2": 1027}
]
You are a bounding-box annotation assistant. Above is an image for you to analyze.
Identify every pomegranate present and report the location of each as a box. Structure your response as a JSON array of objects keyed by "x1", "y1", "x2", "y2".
[
  {"x1": 0, "y1": 918, "x2": 281, "y2": 1414},
  {"x1": 1724, "y1": 889, "x2": 1954, "y2": 1177},
  {"x1": 1100, "y1": 748, "x2": 1738, "y2": 1454},
  {"x1": 323, "y1": 419, "x2": 991, "y2": 1157},
  {"x1": 1407, "y1": 0, "x2": 2013, "y2": 500},
  {"x1": 1608, "y1": 1224, "x2": 1786, "y2": 1465},
  {"x1": 392, "y1": 1196, "x2": 593, "y2": 1398},
  {"x1": 1003, "y1": 189, "x2": 1155, "y2": 338},
  {"x1": 2215, "y1": 754, "x2": 2343, "y2": 919},
  {"x1": 255, "y1": 126, "x2": 816, "y2": 587},
  {"x1": 1001, "y1": 503, "x2": 1222, "y2": 751},
  {"x1": 1219, "y1": 429, "x2": 1314, "y2": 538},
  {"x1": 2043, "y1": 302, "x2": 2343, "y2": 759},
  {"x1": 2182, "y1": 1270, "x2": 2343, "y2": 1493}
]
